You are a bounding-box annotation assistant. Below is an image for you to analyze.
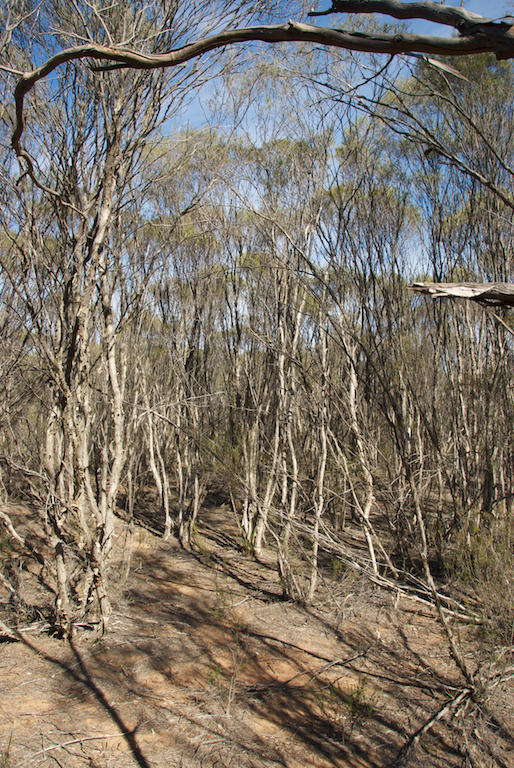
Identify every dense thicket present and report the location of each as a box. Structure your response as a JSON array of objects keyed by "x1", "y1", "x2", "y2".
[{"x1": 1, "y1": 2, "x2": 514, "y2": 654}]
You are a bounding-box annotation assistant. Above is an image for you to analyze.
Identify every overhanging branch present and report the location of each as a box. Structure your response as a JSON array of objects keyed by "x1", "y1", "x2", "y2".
[{"x1": 13, "y1": 8, "x2": 514, "y2": 178}]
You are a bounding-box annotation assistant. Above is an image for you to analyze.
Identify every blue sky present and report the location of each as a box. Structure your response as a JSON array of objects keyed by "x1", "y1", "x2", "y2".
[
  {"x1": 371, "y1": 0, "x2": 512, "y2": 36},
  {"x1": 179, "y1": 0, "x2": 513, "y2": 128},
  {"x1": 414, "y1": 0, "x2": 508, "y2": 15},
  {"x1": 451, "y1": 0, "x2": 510, "y2": 18}
]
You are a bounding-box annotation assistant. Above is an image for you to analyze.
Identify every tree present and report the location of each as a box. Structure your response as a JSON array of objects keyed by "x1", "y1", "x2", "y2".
[
  {"x1": 3, "y1": 0, "x2": 514, "y2": 657},
  {"x1": 3, "y1": 9, "x2": 514, "y2": 763},
  {"x1": 0, "y1": 0, "x2": 269, "y2": 636}
]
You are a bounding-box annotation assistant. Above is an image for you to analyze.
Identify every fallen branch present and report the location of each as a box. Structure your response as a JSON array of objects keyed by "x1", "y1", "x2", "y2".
[
  {"x1": 387, "y1": 688, "x2": 472, "y2": 768},
  {"x1": 0, "y1": 618, "x2": 20, "y2": 641},
  {"x1": 19, "y1": 731, "x2": 134, "y2": 766}
]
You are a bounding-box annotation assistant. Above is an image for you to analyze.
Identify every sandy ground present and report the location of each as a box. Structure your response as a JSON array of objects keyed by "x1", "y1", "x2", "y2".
[{"x1": 0, "y1": 503, "x2": 513, "y2": 768}]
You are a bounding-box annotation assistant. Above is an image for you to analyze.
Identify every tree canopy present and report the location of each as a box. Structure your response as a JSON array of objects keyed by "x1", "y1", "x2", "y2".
[{"x1": 11, "y1": 0, "x2": 514, "y2": 185}]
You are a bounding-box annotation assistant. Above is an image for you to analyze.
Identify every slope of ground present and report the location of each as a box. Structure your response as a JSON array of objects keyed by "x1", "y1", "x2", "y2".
[{"x1": 0, "y1": 501, "x2": 513, "y2": 768}]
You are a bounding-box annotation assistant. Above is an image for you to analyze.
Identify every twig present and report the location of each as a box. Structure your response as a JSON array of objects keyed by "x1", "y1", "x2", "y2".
[
  {"x1": 283, "y1": 646, "x2": 375, "y2": 688},
  {"x1": 229, "y1": 595, "x2": 250, "y2": 607},
  {"x1": 0, "y1": 619, "x2": 20, "y2": 641},
  {"x1": 20, "y1": 732, "x2": 132, "y2": 765}
]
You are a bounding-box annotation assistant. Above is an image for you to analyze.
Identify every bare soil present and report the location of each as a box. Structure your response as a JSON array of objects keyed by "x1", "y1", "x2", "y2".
[{"x1": 1, "y1": 501, "x2": 513, "y2": 768}]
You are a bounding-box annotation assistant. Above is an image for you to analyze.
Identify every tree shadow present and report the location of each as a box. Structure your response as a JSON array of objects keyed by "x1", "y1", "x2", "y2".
[
  {"x1": 9, "y1": 633, "x2": 153, "y2": 768},
  {"x1": 5, "y1": 509, "x2": 513, "y2": 768}
]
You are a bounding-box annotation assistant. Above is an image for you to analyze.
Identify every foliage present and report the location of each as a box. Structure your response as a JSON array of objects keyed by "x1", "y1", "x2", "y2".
[
  {"x1": 1, "y1": 2, "x2": 514, "y2": 679},
  {"x1": 450, "y1": 520, "x2": 514, "y2": 646}
]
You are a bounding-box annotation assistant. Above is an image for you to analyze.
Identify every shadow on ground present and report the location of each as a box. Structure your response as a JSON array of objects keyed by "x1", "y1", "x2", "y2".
[{"x1": 1, "y1": 504, "x2": 513, "y2": 767}]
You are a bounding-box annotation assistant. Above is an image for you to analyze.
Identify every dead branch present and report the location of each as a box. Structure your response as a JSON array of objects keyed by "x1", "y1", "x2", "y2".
[
  {"x1": 411, "y1": 282, "x2": 514, "y2": 307},
  {"x1": 386, "y1": 688, "x2": 472, "y2": 767},
  {"x1": 19, "y1": 731, "x2": 136, "y2": 766},
  {"x1": 0, "y1": 618, "x2": 21, "y2": 640}
]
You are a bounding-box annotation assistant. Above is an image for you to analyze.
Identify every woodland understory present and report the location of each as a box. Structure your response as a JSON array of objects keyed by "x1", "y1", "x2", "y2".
[{"x1": 1, "y1": 2, "x2": 514, "y2": 766}]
